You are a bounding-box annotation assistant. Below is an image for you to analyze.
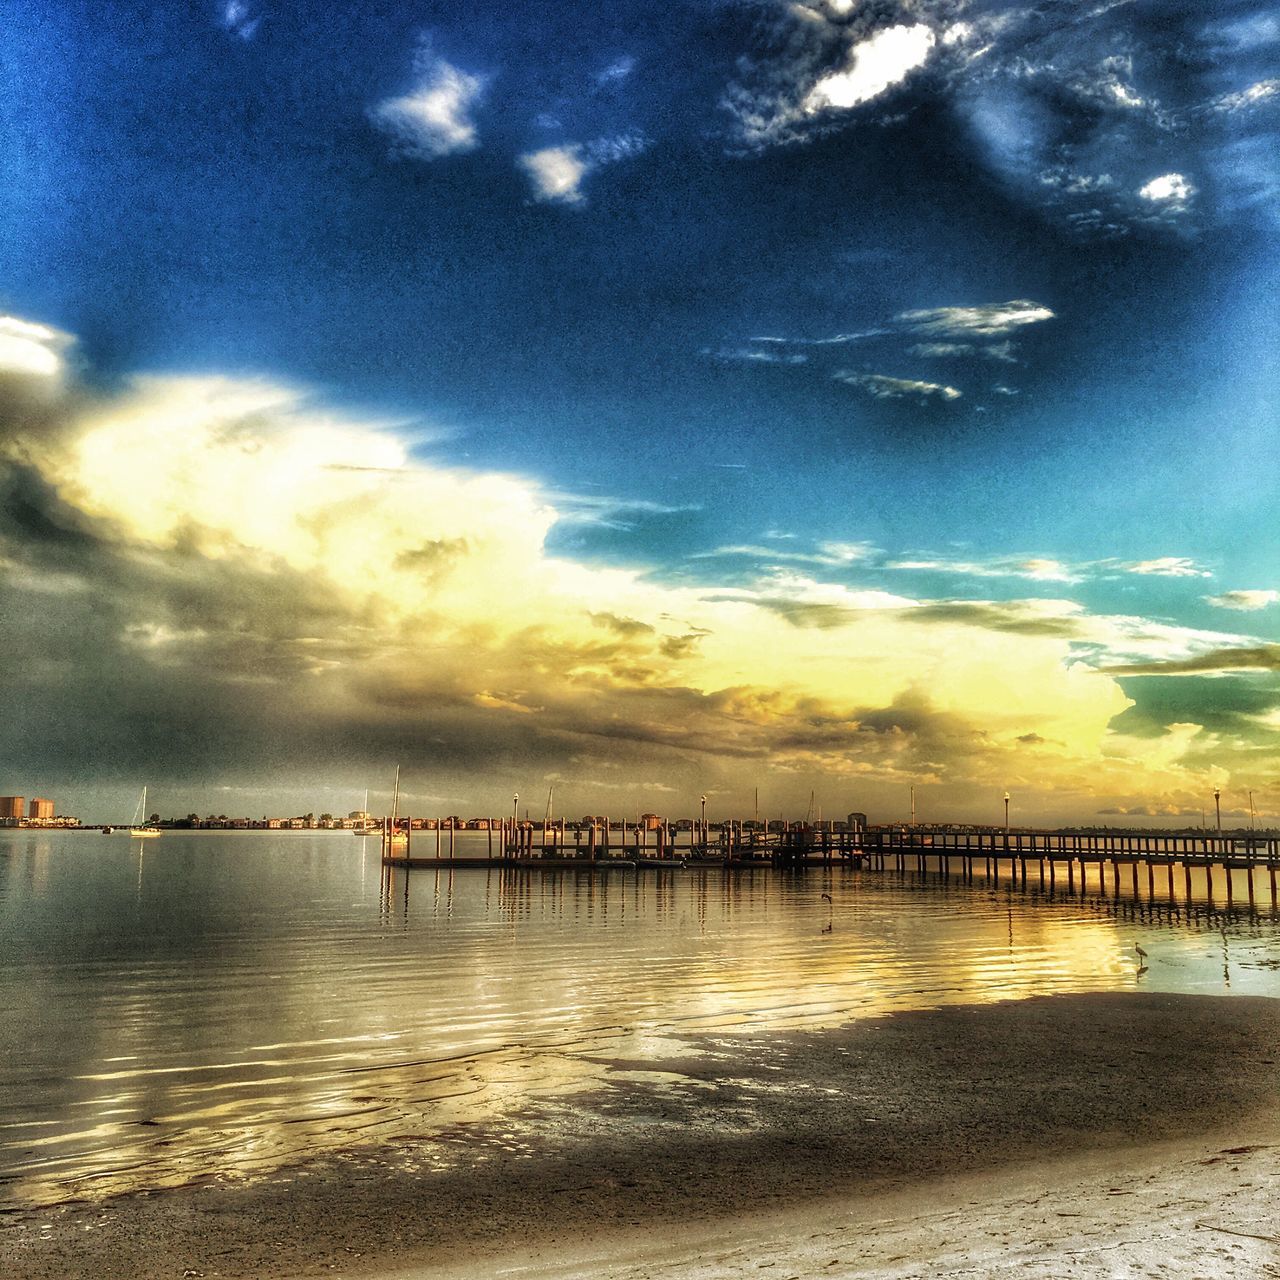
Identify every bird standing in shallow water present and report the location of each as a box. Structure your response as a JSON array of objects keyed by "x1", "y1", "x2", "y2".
[{"x1": 1135, "y1": 943, "x2": 1148, "y2": 961}]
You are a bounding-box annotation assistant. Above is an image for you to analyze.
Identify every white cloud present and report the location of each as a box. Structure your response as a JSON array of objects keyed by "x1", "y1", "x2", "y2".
[
  {"x1": 597, "y1": 56, "x2": 636, "y2": 85},
  {"x1": 1138, "y1": 173, "x2": 1195, "y2": 202},
  {"x1": 0, "y1": 316, "x2": 72, "y2": 379},
  {"x1": 518, "y1": 134, "x2": 647, "y2": 206},
  {"x1": 749, "y1": 329, "x2": 887, "y2": 347},
  {"x1": 371, "y1": 51, "x2": 484, "y2": 160},
  {"x1": 910, "y1": 340, "x2": 1017, "y2": 362},
  {"x1": 887, "y1": 556, "x2": 1080, "y2": 583},
  {"x1": 220, "y1": 2, "x2": 260, "y2": 40},
  {"x1": 519, "y1": 146, "x2": 589, "y2": 204},
  {"x1": 896, "y1": 300, "x2": 1055, "y2": 339},
  {"x1": 836, "y1": 372, "x2": 961, "y2": 401},
  {"x1": 1125, "y1": 556, "x2": 1212, "y2": 578},
  {"x1": 692, "y1": 540, "x2": 877, "y2": 568},
  {"x1": 1211, "y1": 79, "x2": 1280, "y2": 113},
  {"x1": 707, "y1": 347, "x2": 808, "y2": 365},
  {"x1": 803, "y1": 24, "x2": 936, "y2": 113},
  {"x1": 1205, "y1": 589, "x2": 1280, "y2": 611}
]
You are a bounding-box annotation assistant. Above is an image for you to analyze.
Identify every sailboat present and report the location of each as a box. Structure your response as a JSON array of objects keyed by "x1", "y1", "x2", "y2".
[
  {"x1": 352, "y1": 788, "x2": 375, "y2": 837},
  {"x1": 386, "y1": 767, "x2": 408, "y2": 847},
  {"x1": 129, "y1": 787, "x2": 162, "y2": 838}
]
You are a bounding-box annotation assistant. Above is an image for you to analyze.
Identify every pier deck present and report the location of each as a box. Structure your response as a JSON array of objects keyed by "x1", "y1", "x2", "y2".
[{"x1": 381, "y1": 823, "x2": 1280, "y2": 902}]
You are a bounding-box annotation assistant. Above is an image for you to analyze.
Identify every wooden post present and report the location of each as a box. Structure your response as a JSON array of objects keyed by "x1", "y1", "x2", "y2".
[{"x1": 449, "y1": 821, "x2": 455, "y2": 861}]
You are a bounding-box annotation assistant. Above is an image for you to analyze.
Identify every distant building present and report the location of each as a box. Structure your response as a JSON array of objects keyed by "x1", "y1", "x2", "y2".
[
  {"x1": 638, "y1": 813, "x2": 664, "y2": 830},
  {"x1": 29, "y1": 798, "x2": 55, "y2": 821},
  {"x1": 847, "y1": 812, "x2": 868, "y2": 831},
  {"x1": 0, "y1": 796, "x2": 24, "y2": 820}
]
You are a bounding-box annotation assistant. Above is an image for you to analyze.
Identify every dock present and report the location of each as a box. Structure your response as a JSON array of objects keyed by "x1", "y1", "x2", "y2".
[{"x1": 376, "y1": 819, "x2": 1280, "y2": 908}]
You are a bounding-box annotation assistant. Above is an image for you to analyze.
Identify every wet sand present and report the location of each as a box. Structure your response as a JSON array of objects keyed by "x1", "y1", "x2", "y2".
[{"x1": 4, "y1": 992, "x2": 1279, "y2": 1279}]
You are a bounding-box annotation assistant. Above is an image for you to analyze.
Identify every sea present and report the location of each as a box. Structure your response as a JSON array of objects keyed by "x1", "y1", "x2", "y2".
[{"x1": 2, "y1": 828, "x2": 1279, "y2": 1209}]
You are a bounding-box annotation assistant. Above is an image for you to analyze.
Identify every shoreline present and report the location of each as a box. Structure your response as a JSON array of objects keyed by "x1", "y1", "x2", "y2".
[{"x1": 4, "y1": 992, "x2": 1279, "y2": 1278}]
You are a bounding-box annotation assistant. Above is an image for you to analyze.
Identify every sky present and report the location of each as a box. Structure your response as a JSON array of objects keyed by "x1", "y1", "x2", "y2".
[{"x1": 2, "y1": 0, "x2": 1278, "y2": 825}]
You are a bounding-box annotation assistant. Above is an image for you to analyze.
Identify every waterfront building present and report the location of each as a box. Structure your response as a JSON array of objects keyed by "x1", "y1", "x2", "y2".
[
  {"x1": 847, "y1": 811, "x2": 868, "y2": 831},
  {"x1": 29, "y1": 798, "x2": 54, "y2": 820},
  {"x1": 0, "y1": 796, "x2": 24, "y2": 820}
]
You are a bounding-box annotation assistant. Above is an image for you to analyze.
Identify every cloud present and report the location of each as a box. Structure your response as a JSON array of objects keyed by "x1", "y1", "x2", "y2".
[
  {"x1": 721, "y1": 5, "x2": 944, "y2": 149},
  {"x1": 692, "y1": 540, "x2": 878, "y2": 568},
  {"x1": 707, "y1": 347, "x2": 808, "y2": 365},
  {"x1": 1210, "y1": 79, "x2": 1280, "y2": 114},
  {"x1": 220, "y1": 1, "x2": 260, "y2": 40},
  {"x1": 803, "y1": 24, "x2": 936, "y2": 113},
  {"x1": 371, "y1": 48, "x2": 485, "y2": 160},
  {"x1": 517, "y1": 133, "x2": 647, "y2": 205},
  {"x1": 716, "y1": 0, "x2": 1278, "y2": 236},
  {"x1": 887, "y1": 556, "x2": 1080, "y2": 583},
  {"x1": 904, "y1": 600, "x2": 1086, "y2": 639},
  {"x1": 1205, "y1": 589, "x2": 1280, "y2": 611},
  {"x1": 0, "y1": 315, "x2": 73, "y2": 379},
  {"x1": 9, "y1": 314, "x2": 1280, "y2": 822},
  {"x1": 895, "y1": 300, "x2": 1056, "y2": 339},
  {"x1": 1102, "y1": 646, "x2": 1280, "y2": 676},
  {"x1": 835, "y1": 372, "x2": 961, "y2": 402},
  {"x1": 519, "y1": 145, "x2": 589, "y2": 204},
  {"x1": 732, "y1": 301, "x2": 1049, "y2": 395},
  {"x1": 597, "y1": 56, "x2": 636, "y2": 85},
  {"x1": 1138, "y1": 172, "x2": 1196, "y2": 203},
  {"x1": 1125, "y1": 556, "x2": 1212, "y2": 578}
]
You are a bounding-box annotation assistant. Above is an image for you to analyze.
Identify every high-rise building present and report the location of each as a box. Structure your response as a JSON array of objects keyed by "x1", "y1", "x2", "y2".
[
  {"x1": 0, "y1": 796, "x2": 24, "y2": 819},
  {"x1": 29, "y1": 798, "x2": 54, "y2": 820},
  {"x1": 846, "y1": 811, "x2": 868, "y2": 831}
]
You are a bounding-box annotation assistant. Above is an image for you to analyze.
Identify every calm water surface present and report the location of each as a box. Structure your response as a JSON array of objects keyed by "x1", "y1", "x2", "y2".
[{"x1": 2, "y1": 829, "x2": 1279, "y2": 1207}]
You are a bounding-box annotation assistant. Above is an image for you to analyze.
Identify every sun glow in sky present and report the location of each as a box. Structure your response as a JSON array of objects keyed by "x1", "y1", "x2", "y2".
[{"x1": 2, "y1": 1, "x2": 1278, "y2": 824}]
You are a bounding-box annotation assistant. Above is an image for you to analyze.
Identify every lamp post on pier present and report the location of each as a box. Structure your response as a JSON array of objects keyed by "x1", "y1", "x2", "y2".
[
  {"x1": 700, "y1": 794, "x2": 707, "y2": 845},
  {"x1": 1214, "y1": 787, "x2": 1221, "y2": 832},
  {"x1": 1003, "y1": 791, "x2": 1010, "y2": 833}
]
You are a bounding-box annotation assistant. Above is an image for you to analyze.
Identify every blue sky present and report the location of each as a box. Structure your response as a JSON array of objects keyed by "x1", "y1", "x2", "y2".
[{"x1": 1, "y1": 1, "x2": 1278, "y2": 822}]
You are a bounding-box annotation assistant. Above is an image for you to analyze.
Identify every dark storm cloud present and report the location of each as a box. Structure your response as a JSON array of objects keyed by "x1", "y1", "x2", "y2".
[
  {"x1": 1103, "y1": 645, "x2": 1280, "y2": 675},
  {"x1": 906, "y1": 601, "x2": 1085, "y2": 638}
]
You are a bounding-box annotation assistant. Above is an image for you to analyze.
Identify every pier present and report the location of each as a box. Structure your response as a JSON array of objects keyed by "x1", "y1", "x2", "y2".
[{"x1": 377, "y1": 820, "x2": 1280, "y2": 907}]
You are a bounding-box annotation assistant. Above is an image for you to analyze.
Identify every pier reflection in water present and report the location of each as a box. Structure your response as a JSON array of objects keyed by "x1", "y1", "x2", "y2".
[{"x1": 2, "y1": 830, "x2": 1279, "y2": 1208}]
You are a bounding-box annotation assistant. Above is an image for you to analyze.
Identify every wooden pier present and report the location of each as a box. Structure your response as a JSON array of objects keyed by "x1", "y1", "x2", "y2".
[{"x1": 378, "y1": 821, "x2": 1280, "y2": 908}]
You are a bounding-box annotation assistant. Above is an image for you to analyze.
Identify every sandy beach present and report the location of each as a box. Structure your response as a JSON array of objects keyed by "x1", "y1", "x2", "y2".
[{"x1": 4, "y1": 992, "x2": 1279, "y2": 1279}]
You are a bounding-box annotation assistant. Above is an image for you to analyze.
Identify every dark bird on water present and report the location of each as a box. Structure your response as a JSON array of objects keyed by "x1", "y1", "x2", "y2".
[
  {"x1": 821, "y1": 892, "x2": 832, "y2": 902},
  {"x1": 1135, "y1": 943, "x2": 1148, "y2": 961}
]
